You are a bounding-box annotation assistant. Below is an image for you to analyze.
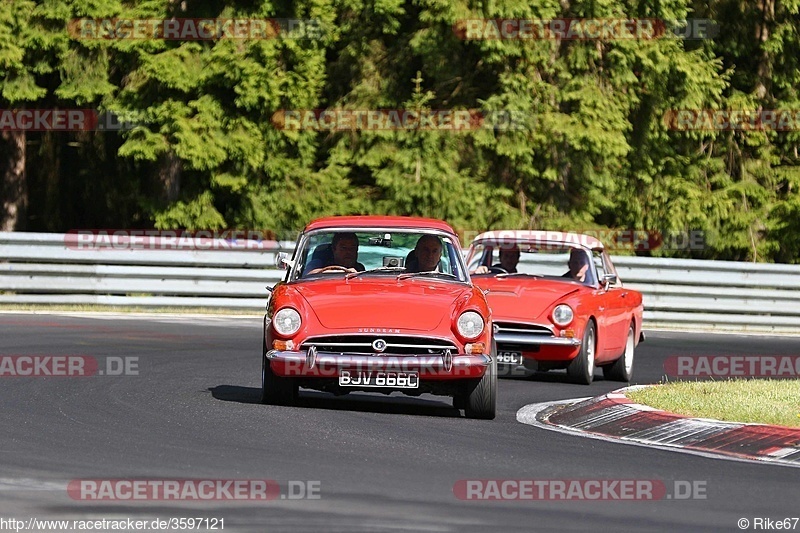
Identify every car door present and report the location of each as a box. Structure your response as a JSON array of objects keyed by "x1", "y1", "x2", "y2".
[
  {"x1": 586, "y1": 251, "x2": 618, "y2": 359},
  {"x1": 596, "y1": 250, "x2": 629, "y2": 356}
]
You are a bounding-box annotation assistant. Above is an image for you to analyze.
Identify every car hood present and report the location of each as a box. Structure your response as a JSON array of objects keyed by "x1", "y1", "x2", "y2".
[
  {"x1": 474, "y1": 277, "x2": 582, "y2": 322},
  {"x1": 292, "y1": 278, "x2": 473, "y2": 330}
]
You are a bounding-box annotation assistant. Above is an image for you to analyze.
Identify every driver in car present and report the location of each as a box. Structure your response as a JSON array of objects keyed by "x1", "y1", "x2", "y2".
[
  {"x1": 472, "y1": 244, "x2": 520, "y2": 274},
  {"x1": 305, "y1": 232, "x2": 366, "y2": 275}
]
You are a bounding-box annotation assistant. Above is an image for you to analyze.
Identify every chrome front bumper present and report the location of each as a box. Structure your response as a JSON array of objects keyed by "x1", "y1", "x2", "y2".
[
  {"x1": 494, "y1": 331, "x2": 581, "y2": 347},
  {"x1": 266, "y1": 349, "x2": 491, "y2": 378}
]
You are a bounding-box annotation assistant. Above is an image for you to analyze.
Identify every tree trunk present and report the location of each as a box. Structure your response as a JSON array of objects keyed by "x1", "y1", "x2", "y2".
[
  {"x1": 1, "y1": 130, "x2": 27, "y2": 231},
  {"x1": 159, "y1": 150, "x2": 181, "y2": 202},
  {"x1": 754, "y1": 0, "x2": 775, "y2": 100}
]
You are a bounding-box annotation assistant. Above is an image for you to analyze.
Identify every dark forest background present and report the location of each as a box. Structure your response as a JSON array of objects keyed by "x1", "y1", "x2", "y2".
[{"x1": 2, "y1": 0, "x2": 799, "y2": 261}]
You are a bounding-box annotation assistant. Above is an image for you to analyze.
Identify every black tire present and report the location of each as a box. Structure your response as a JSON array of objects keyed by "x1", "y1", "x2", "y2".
[
  {"x1": 603, "y1": 323, "x2": 635, "y2": 382},
  {"x1": 567, "y1": 320, "x2": 596, "y2": 385},
  {"x1": 464, "y1": 341, "x2": 497, "y2": 420},
  {"x1": 452, "y1": 394, "x2": 467, "y2": 410},
  {"x1": 260, "y1": 337, "x2": 298, "y2": 405}
]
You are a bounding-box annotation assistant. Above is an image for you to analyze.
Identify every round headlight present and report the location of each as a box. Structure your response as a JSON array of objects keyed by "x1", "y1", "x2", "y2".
[
  {"x1": 457, "y1": 311, "x2": 485, "y2": 340},
  {"x1": 273, "y1": 308, "x2": 301, "y2": 336},
  {"x1": 552, "y1": 304, "x2": 574, "y2": 327}
]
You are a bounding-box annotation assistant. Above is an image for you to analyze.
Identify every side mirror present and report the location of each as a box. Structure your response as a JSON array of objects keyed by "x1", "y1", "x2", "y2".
[
  {"x1": 275, "y1": 252, "x2": 292, "y2": 270},
  {"x1": 601, "y1": 273, "x2": 618, "y2": 289}
]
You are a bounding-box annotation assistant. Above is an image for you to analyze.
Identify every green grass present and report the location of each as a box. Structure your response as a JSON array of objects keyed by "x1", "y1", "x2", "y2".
[
  {"x1": 0, "y1": 304, "x2": 261, "y2": 315},
  {"x1": 626, "y1": 379, "x2": 800, "y2": 428}
]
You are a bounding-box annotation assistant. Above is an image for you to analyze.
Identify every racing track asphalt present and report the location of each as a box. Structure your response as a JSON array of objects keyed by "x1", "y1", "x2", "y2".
[{"x1": 1, "y1": 312, "x2": 799, "y2": 532}]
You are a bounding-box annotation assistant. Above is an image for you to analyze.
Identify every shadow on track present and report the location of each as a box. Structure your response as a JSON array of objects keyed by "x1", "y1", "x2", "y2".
[
  {"x1": 209, "y1": 385, "x2": 462, "y2": 418},
  {"x1": 500, "y1": 370, "x2": 617, "y2": 384}
]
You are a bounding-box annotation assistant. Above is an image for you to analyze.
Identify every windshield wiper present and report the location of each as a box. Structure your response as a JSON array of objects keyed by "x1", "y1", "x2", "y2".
[
  {"x1": 345, "y1": 266, "x2": 406, "y2": 280},
  {"x1": 496, "y1": 272, "x2": 541, "y2": 278},
  {"x1": 396, "y1": 271, "x2": 458, "y2": 281}
]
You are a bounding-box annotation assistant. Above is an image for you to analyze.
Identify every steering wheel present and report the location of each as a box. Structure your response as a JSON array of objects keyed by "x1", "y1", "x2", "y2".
[
  {"x1": 488, "y1": 266, "x2": 509, "y2": 274},
  {"x1": 317, "y1": 265, "x2": 352, "y2": 273}
]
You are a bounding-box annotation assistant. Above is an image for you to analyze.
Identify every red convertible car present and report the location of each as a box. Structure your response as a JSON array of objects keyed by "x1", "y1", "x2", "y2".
[
  {"x1": 262, "y1": 216, "x2": 496, "y2": 419},
  {"x1": 465, "y1": 231, "x2": 644, "y2": 384}
]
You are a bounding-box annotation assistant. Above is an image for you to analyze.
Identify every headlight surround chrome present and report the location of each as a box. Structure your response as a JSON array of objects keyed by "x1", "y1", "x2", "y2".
[
  {"x1": 273, "y1": 308, "x2": 302, "y2": 336},
  {"x1": 457, "y1": 311, "x2": 485, "y2": 340},
  {"x1": 552, "y1": 304, "x2": 574, "y2": 327}
]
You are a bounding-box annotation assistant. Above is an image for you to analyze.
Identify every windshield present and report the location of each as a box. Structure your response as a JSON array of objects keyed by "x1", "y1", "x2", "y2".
[
  {"x1": 288, "y1": 230, "x2": 468, "y2": 283},
  {"x1": 465, "y1": 240, "x2": 598, "y2": 286}
]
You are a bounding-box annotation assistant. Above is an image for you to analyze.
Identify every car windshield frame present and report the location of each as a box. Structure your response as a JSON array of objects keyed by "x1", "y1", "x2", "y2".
[
  {"x1": 286, "y1": 227, "x2": 470, "y2": 284},
  {"x1": 466, "y1": 238, "x2": 600, "y2": 287}
]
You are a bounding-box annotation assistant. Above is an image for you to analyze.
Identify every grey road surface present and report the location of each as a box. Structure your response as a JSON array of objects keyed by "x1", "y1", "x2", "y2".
[{"x1": 1, "y1": 313, "x2": 798, "y2": 532}]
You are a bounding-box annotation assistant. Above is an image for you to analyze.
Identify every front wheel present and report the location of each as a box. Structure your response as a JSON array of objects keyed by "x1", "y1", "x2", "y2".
[
  {"x1": 567, "y1": 321, "x2": 596, "y2": 385},
  {"x1": 603, "y1": 323, "x2": 635, "y2": 382},
  {"x1": 261, "y1": 338, "x2": 298, "y2": 405},
  {"x1": 464, "y1": 343, "x2": 497, "y2": 419}
]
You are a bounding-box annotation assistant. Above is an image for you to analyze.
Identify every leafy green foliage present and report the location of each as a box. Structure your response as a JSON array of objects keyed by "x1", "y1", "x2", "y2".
[{"x1": 1, "y1": 0, "x2": 799, "y2": 262}]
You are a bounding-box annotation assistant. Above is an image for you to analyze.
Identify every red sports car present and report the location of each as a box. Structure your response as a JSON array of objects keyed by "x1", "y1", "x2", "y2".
[
  {"x1": 262, "y1": 216, "x2": 496, "y2": 419},
  {"x1": 465, "y1": 231, "x2": 644, "y2": 384}
]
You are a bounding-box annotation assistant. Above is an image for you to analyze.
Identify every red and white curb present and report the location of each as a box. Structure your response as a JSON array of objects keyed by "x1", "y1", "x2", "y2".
[{"x1": 517, "y1": 386, "x2": 800, "y2": 468}]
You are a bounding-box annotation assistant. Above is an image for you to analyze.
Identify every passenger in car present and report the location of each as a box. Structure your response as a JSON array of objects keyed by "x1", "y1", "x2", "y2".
[
  {"x1": 305, "y1": 232, "x2": 366, "y2": 275},
  {"x1": 563, "y1": 248, "x2": 590, "y2": 282},
  {"x1": 405, "y1": 235, "x2": 443, "y2": 272}
]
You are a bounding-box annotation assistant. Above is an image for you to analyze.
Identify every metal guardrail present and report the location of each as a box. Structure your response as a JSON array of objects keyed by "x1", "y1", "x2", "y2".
[
  {"x1": 613, "y1": 257, "x2": 800, "y2": 333},
  {"x1": 0, "y1": 232, "x2": 286, "y2": 310},
  {"x1": 2, "y1": 232, "x2": 799, "y2": 333}
]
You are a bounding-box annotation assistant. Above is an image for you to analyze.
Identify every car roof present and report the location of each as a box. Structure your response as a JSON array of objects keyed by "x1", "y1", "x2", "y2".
[
  {"x1": 304, "y1": 216, "x2": 457, "y2": 235},
  {"x1": 471, "y1": 230, "x2": 604, "y2": 251}
]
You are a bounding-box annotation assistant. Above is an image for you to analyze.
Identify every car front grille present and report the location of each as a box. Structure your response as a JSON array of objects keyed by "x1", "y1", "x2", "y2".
[
  {"x1": 300, "y1": 335, "x2": 459, "y2": 355},
  {"x1": 493, "y1": 322, "x2": 554, "y2": 336}
]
